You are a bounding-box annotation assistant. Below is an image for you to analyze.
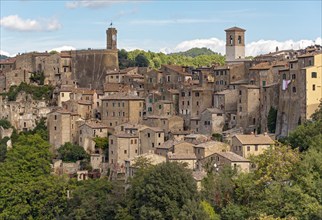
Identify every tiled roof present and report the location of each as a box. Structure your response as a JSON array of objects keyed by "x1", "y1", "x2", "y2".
[
  {"x1": 167, "y1": 153, "x2": 197, "y2": 160},
  {"x1": 216, "y1": 151, "x2": 249, "y2": 162},
  {"x1": 234, "y1": 134, "x2": 274, "y2": 145},
  {"x1": 0, "y1": 58, "x2": 16, "y2": 64},
  {"x1": 249, "y1": 62, "x2": 271, "y2": 70},
  {"x1": 81, "y1": 120, "x2": 108, "y2": 129},
  {"x1": 224, "y1": 26, "x2": 246, "y2": 32},
  {"x1": 101, "y1": 93, "x2": 144, "y2": 100}
]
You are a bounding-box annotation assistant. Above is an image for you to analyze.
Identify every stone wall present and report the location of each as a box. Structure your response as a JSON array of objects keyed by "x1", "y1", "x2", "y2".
[{"x1": 70, "y1": 49, "x2": 118, "y2": 89}]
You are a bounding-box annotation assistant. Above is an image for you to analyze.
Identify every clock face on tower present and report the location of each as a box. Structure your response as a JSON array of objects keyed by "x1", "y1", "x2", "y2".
[{"x1": 112, "y1": 34, "x2": 116, "y2": 41}]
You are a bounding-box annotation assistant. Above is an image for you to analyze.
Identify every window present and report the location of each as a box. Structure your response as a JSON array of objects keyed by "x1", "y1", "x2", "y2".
[
  {"x1": 62, "y1": 93, "x2": 64, "y2": 97},
  {"x1": 182, "y1": 101, "x2": 184, "y2": 105},
  {"x1": 262, "y1": 81, "x2": 266, "y2": 86},
  {"x1": 312, "y1": 72, "x2": 317, "y2": 78},
  {"x1": 238, "y1": 36, "x2": 242, "y2": 44},
  {"x1": 158, "y1": 133, "x2": 161, "y2": 138},
  {"x1": 239, "y1": 90, "x2": 242, "y2": 95},
  {"x1": 149, "y1": 98, "x2": 153, "y2": 103},
  {"x1": 167, "y1": 75, "x2": 171, "y2": 82},
  {"x1": 313, "y1": 84, "x2": 316, "y2": 91},
  {"x1": 187, "y1": 101, "x2": 190, "y2": 106},
  {"x1": 148, "y1": 107, "x2": 152, "y2": 112},
  {"x1": 54, "y1": 126, "x2": 57, "y2": 131},
  {"x1": 196, "y1": 101, "x2": 199, "y2": 106},
  {"x1": 111, "y1": 140, "x2": 113, "y2": 144},
  {"x1": 195, "y1": 92, "x2": 200, "y2": 97},
  {"x1": 282, "y1": 74, "x2": 286, "y2": 80},
  {"x1": 247, "y1": 146, "x2": 250, "y2": 151},
  {"x1": 290, "y1": 63, "x2": 293, "y2": 69},
  {"x1": 292, "y1": 87, "x2": 296, "y2": 93},
  {"x1": 159, "y1": 105, "x2": 162, "y2": 109},
  {"x1": 135, "y1": 149, "x2": 138, "y2": 153},
  {"x1": 152, "y1": 143, "x2": 154, "y2": 148},
  {"x1": 255, "y1": 145, "x2": 258, "y2": 151},
  {"x1": 181, "y1": 92, "x2": 185, "y2": 97},
  {"x1": 292, "y1": 74, "x2": 296, "y2": 80},
  {"x1": 229, "y1": 35, "x2": 233, "y2": 45},
  {"x1": 147, "y1": 133, "x2": 150, "y2": 138},
  {"x1": 124, "y1": 150, "x2": 127, "y2": 154},
  {"x1": 54, "y1": 115, "x2": 57, "y2": 120},
  {"x1": 238, "y1": 146, "x2": 242, "y2": 151}
]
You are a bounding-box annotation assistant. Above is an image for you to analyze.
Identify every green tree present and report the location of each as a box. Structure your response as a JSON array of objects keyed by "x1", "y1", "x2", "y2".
[
  {"x1": 0, "y1": 136, "x2": 10, "y2": 162},
  {"x1": 0, "y1": 119, "x2": 12, "y2": 129},
  {"x1": 0, "y1": 134, "x2": 68, "y2": 219},
  {"x1": 135, "y1": 53, "x2": 149, "y2": 67},
  {"x1": 267, "y1": 106, "x2": 277, "y2": 133},
  {"x1": 58, "y1": 142, "x2": 89, "y2": 162},
  {"x1": 128, "y1": 162, "x2": 207, "y2": 219},
  {"x1": 63, "y1": 179, "x2": 126, "y2": 220}
]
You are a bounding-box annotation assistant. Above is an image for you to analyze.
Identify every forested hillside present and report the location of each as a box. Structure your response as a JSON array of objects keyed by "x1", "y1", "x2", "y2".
[{"x1": 118, "y1": 48, "x2": 225, "y2": 69}]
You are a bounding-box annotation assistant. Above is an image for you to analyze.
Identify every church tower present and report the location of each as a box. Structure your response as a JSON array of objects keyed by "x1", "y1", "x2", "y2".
[
  {"x1": 225, "y1": 27, "x2": 246, "y2": 62},
  {"x1": 106, "y1": 27, "x2": 117, "y2": 50}
]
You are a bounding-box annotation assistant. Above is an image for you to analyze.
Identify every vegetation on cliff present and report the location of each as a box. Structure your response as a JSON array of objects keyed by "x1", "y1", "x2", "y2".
[{"x1": 2, "y1": 82, "x2": 53, "y2": 101}]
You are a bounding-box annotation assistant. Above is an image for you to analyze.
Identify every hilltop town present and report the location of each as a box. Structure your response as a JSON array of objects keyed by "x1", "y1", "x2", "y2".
[{"x1": 0, "y1": 25, "x2": 322, "y2": 219}]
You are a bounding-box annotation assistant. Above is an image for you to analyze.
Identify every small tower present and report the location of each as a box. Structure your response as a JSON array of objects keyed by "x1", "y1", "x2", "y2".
[
  {"x1": 106, "y1": 24, "x2": 117, "y2": 50},
  {"x1": 225, "y1": 26, "x2": 246, "y2": 62}
]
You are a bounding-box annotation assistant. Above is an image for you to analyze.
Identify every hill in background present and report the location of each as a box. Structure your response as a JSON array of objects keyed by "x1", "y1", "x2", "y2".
[
  {"x1": 119, "y1": 47, "x2": 225, "y2": 69},
  {"x1": 170, "y1": 47, "x2": 217, "y2": 57},
  {"x1": 0, "y1": 55, "x2": 10, "y2": 60}
]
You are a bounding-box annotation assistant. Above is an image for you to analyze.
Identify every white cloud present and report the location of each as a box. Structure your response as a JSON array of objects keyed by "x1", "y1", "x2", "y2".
[
  {"x1": 65, "y1": 0, "x2": 135, "y2": 9},
  {"x1": 0, "y1": 50, "x2": 15, "y2": 57},
  {"x1": 160, "y1": 38, "x2": 225, "y2": 54},
  {"x1": 49, "y1": 46, "x2": 76, "y2": 52},
  {"x1": 0, "y1": 15, "x2": 61, "y2": 32},
  {"x1": 160, "y1": 37, "x2": 322, "y2": 56},
  {"x1": 245, "y1": 38, "x2": 322, "y2": 56}
]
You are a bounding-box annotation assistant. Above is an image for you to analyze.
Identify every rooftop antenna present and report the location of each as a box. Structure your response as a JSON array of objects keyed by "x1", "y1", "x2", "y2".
[{"x1": 110, "y1": 21, "x2": 113, "y2": 28}]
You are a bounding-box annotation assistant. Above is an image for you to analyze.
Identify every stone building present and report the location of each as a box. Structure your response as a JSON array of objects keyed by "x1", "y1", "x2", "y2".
[
  {"x1": 101, "y1": 93, "x2": 144, "y2": 130},
  {"x1": 236, "y1": 85, "x2": 260, "y2": 133},
  {"x1": 109, "y1": 132, "x2": 139, "y2": 173},
  {"x1": 231, "y1": 134, "x2": 274, "y2": 158},
  {"x1": 194, "y1": 141, "x2": 229, "y2": 161},
  {"x1": 47, "y1": 108, "x2": 82, "y2": 150},
  {"x1": 213, "y1": 89, "x2": 238, "y2": 113},
  {"x1": 200, "y1": 151, "x2": 250, "y2": 173},
  {"x1": 78, "y1": 120, "x2": 109, "y2": 153},
  {"x1": 139, "y1": 127, "x2": 164, "y2": 154},
  {"x1": 125, "y1": 152, "x2": 166, "y2": 180},
  {"x1": 225, "y1": 27, "x2": 246, "y2": 62},
  {"x1": 0, "y1": 58, "x2": 15, "y2": 74},
  {"x1": 143, "y1": 115, "x2": 184, "y2": 135},
  {"x1": 276, "y1": 53, "x2": 322, "y2": 136},
  {"x1": 178, "y1": 87, "x2": 213, "y2": 128}
]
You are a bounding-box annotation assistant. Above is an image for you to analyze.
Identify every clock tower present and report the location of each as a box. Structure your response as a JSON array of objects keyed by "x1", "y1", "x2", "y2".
[{"x1": 106, "y1": 27, "x2": 117, "y2": 50}]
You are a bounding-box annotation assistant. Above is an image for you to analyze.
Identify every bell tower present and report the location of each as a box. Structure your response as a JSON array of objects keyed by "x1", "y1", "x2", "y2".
[
  {"x1": 225, "y1": 26, "x2": 246, "y2": 62},
  {"x1": 106, "y1": 25, "x2": 117, "y2": 50}
]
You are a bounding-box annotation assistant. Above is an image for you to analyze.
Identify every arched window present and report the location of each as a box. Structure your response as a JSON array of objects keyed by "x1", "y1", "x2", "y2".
[
  {"x1": 230, "y1": 36, "x2": 233, "y2": 45},
  {"x1": 238, "y1": 36, "x2": 242, "y2": 44}
]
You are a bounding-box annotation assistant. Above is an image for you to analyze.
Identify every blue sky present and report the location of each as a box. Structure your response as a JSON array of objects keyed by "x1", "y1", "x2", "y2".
[{"x1": 1, "y1": 0, "x2": 321, "y2": 57}]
